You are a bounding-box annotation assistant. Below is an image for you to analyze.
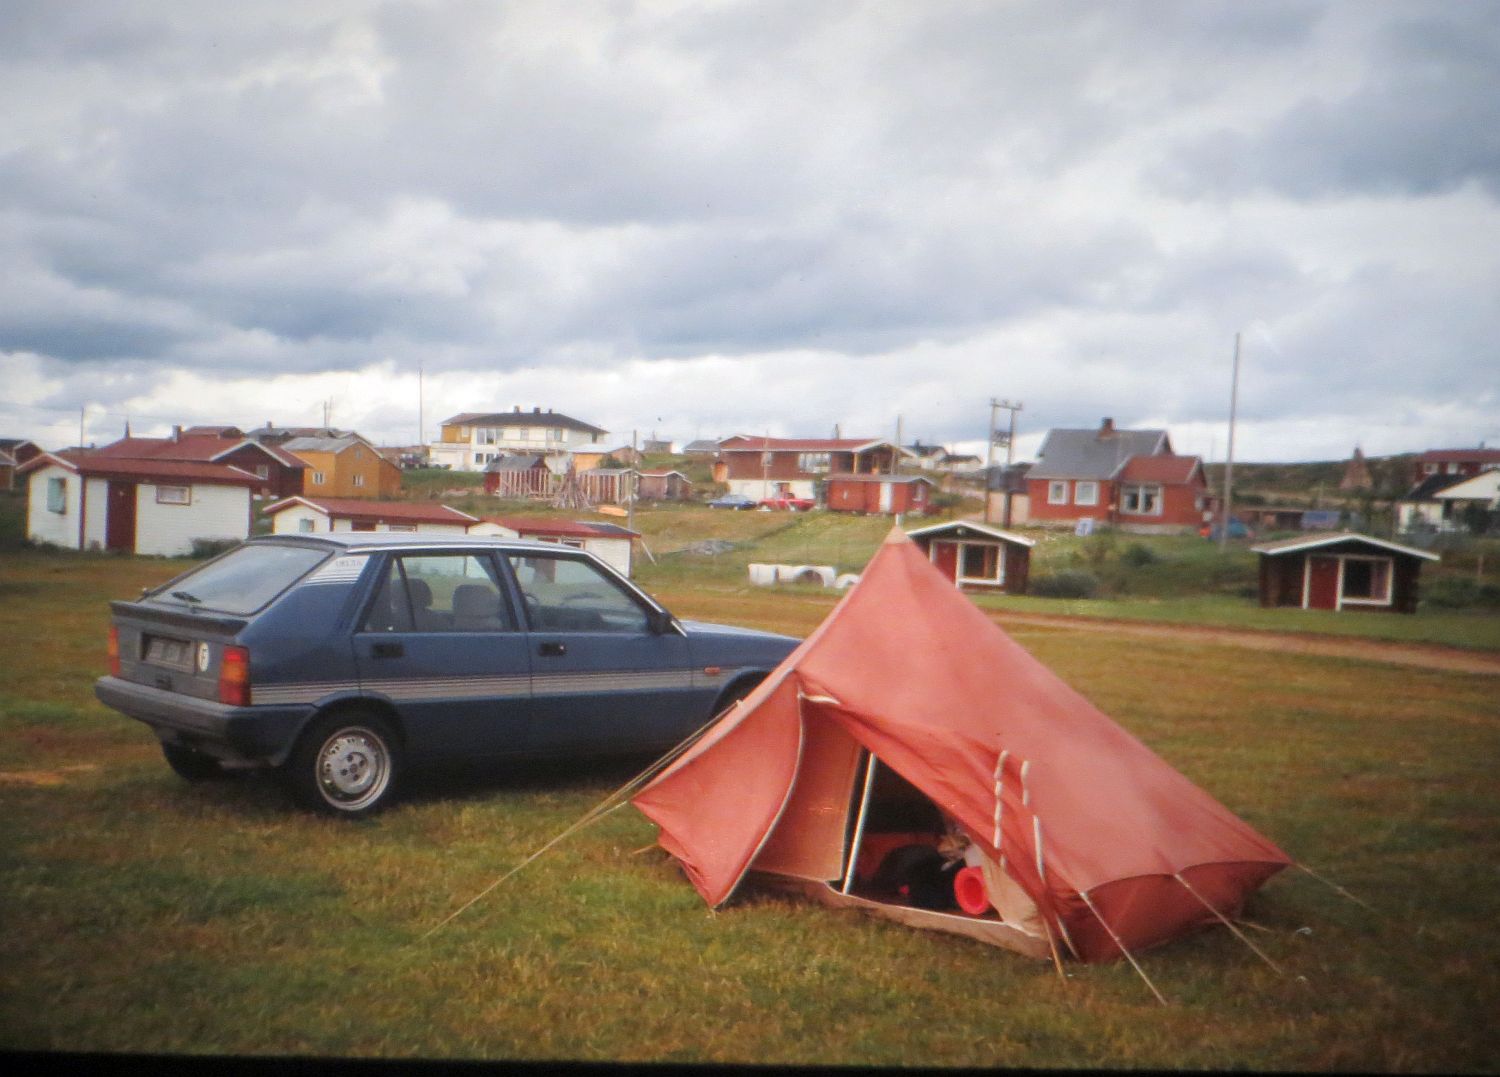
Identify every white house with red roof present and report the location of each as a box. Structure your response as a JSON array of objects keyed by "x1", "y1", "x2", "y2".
[
  {"x1": 263, "y1": 497, "x2": 478, "y2": 535},
  {"x1": 469, "y1": 516, "x2": 641, "y2": 576},
  {"x1": 712, "y1": 435, "x2": 911, "y2": 502},
  {"x1": 19, "y1": 450, "x2": 261, "y2": 555}
]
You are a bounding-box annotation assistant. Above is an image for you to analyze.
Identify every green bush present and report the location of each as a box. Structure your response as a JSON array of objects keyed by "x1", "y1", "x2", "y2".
[
  {"x1": 190, "y1": 538, "x2": 240, "y2": 559},
  {"x1": 1029, "y1": 570, "x2": 1100, "y2": 599},
  {"x1": 1121, "y1": 542, "x2": 1159, "y2": 567},
  {"x1": 1423, "y1": 575, "x2": 1500, "y2": 610}
]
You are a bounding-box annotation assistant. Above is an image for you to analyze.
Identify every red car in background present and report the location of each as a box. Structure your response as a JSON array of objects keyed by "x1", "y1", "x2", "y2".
[{"x1": 758, "y1": 496, "x2": 817, "y2": 512}]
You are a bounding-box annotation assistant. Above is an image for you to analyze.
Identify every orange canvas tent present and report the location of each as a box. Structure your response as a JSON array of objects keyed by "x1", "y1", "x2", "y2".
[{"x1": 632, "y1": 529, "x2": 1290, "y2": 964}]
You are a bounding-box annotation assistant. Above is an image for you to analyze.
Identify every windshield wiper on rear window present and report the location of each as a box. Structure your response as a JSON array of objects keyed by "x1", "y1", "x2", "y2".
[{"x1": 170, "y1": 590, "x2": 203, "y2": 605}]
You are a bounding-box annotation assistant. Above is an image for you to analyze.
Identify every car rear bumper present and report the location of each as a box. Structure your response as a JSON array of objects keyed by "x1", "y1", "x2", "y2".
[{"x1": 94, "y1": 676, "x2": 312, "y2": 767}]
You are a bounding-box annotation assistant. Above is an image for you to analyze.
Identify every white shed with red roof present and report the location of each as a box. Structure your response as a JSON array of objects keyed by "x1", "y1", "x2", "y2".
[
  {"x1": 19, "y1": 451, "x2": 260, "y2": 555},
  {"x1": 470, "y1": 516, "x2": 641, "y2": 576},
  {"x1": 263, "y1": 497, "x2": 478, "y2": 535}
]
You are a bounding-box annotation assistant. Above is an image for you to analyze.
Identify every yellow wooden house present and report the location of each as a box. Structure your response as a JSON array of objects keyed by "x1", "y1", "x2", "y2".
[{"x1": 282, "y1": 435, "x2": 401, "y2": 499}]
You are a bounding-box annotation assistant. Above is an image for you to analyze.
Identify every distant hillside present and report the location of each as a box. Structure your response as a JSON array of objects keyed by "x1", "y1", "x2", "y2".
[{"x1": 1204, "y1": 453, "x2": 1417, "y2": 505}]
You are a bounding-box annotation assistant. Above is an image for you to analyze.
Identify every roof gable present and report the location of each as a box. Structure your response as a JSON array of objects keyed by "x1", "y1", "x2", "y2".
[{"x1": 1251, "y1": 531, "x2": 1439, "y2": 561}]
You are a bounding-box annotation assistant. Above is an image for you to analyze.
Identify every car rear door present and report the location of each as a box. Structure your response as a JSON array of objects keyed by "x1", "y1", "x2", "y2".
[
  {"x1": 503, "y1": 550, "x2": 707, "y2": 756},
  {"x1": 352, "y1": 551, "x2": 532, "y2": 763}
]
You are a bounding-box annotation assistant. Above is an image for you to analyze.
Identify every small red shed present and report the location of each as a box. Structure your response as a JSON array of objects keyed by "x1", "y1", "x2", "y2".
[
  {"x1": 825, "y1": 474, "x2": 935, "y2": 515},
  {"x1": 905, "y1": 519, "x2": 1034, "y2": 594},
  {"x1": 1251, "y1": 532, "x2": 1439, "y2": 614}
]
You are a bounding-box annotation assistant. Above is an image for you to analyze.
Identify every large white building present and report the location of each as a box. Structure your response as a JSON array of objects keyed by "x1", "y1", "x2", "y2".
[{"x1": 428, "y1": 407, "x2": 608, "y2": 472}]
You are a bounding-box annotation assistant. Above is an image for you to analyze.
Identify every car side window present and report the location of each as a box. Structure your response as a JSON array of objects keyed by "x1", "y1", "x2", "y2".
[
  {"x1": 362, "y1": 554, "x2": 516, "y2": 633},
  {"x1": 507, "y1": 554, "x2": 650, "y2": 634}
]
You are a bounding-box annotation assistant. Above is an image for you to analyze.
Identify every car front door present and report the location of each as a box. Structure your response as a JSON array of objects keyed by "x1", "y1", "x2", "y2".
[
  {"x1": 353, "y1": 551, "x2": 532, "y2": 764},
  {"x1": 504, "y1": 550, "x2": 705, "y2": 756}
]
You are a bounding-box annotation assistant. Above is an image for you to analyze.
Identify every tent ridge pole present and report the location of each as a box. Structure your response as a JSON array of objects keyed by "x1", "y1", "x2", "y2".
[{"x1": 1173, "y1": 872, "x2": 1285, "y2": 975}]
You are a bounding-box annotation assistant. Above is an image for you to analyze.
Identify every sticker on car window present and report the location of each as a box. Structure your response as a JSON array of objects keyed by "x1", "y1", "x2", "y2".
[{"x1": 305, "y1": 555, "x2": 369, "y2": 585}]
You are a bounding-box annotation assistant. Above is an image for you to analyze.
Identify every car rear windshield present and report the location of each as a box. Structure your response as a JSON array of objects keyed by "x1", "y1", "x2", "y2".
[{"x1": 151, "y1": 544, "x2": 331, "y2": 615}]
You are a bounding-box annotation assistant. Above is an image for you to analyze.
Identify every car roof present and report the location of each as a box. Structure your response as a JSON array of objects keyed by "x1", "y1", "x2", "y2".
[{"x1": 245, "y1": 532, "x2": 571, "y2": 555}]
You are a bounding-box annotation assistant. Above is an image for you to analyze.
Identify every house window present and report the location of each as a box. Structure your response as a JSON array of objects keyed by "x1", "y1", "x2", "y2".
[
  {"x1": 1120, "y1": 483, "x2": 1162, "y2": 515},
  {"x1": 155, "y1": 485, "x2": 191, "y2": 506},
  {"x1": 388, "y1": 524, "x2": 417, "y2": 532},
  {"x1": 959, "y1": 543, "x2": 1003, "y2": 583},
  {"x1": 312, "y1": 471, "x2": 326, "y2": 485},
  {"x1": 1048, "y1": 480, "x2": 1067, "y2": 505},
  {"x1": 480, "y1": 429, "x2": 497, "y2": 445},
  {"x1": 1074, "y1": 481, "x2": 1099, "y2": 506},
  {"x1": 550, "y1": 428, "x2": 563, "y2": 441},
  {"x1": 298, "y1": 518, "x2": 316, "y2": 533},
  {"x1": 47, "y1": 476, "x2": 67, "y2": 513},
  {"x1": 353, "y1": 474, "x2": 365, "y2": 488},
  {"x1": 798, "y1": 453, "x2": 831, "y2": 472},
  {"x1": 255, "y1": 465, "x2": 269, "y2": 479},
  {"x1": 1341, "y1": 556, "x2": 1393, "y2": 606}
]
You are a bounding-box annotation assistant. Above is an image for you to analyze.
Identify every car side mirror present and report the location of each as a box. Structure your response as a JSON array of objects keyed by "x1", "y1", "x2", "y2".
[{"x1": 647, "y1": 608, "x2": 675, "y2": 635}]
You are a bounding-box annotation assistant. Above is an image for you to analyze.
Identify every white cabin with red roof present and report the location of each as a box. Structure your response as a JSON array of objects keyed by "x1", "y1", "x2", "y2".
[
  {"x1": 19, "y1": 451, "x2": 259, "y2": 555},
  {"x1": 263, "y1": 497, "x2": 478, "y2": 535},
  {"x1": 469, "y1": 516, "x2": 641, "y2": 576}
]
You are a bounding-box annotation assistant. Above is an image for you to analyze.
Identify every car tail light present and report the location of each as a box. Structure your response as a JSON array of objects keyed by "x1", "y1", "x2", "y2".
[
  {"x1": 218, "y1": 645, "x2": 251, "y2": 706},
  {"x1": 107, "y1": 626, "x2": 121, "y2": 677}
]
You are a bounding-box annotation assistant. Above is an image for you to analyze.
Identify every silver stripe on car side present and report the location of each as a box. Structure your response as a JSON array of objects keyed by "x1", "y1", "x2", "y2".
[{"x1": 248, "y1": 669, "x2": 703, "y2": 705}]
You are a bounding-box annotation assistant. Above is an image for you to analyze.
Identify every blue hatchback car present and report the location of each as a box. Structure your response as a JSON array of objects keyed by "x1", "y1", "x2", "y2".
[{"x1": 96, "y1": 533, "x2": 798, "y2": 817}]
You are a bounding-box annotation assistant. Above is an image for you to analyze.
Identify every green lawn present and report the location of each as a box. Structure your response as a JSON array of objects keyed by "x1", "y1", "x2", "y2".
[{"x1": 0, "y1": 549, "x2": 1497, "y2": 1068}]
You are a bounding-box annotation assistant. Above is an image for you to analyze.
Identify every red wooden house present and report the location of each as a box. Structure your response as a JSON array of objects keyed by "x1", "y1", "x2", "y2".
[
  {"x1": 1026, "y1": 418, "x2": 1210, "y2": 532},
  {"x1": 713, "y1": 435, "x2": 910, "y2": 508},
  {"x1": 824, "y1": 474, "x2": 935, "y2": 515}
]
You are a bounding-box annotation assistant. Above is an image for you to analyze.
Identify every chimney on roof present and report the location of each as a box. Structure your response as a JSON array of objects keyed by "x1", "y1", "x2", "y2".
[
  {"x1": 172, "y1": 424, "x2": 182, "y2": 442},
  {"x1": 533, "y1": 406, "x2": 541, "y2": 414},
  {"x1": 1099, "y1": 417, "x2": 1115, "y2": 438}
]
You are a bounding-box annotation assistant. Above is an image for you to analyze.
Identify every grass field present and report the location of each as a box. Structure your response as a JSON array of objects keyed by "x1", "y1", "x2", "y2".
[{"x1": 1, "y1": 544, "x2": 1498, "y2": 1069}]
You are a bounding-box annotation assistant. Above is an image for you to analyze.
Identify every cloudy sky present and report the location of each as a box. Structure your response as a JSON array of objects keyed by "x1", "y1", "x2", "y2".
[{"x1": 3, "y1": 0, "x2": 1497, "y2": 463}]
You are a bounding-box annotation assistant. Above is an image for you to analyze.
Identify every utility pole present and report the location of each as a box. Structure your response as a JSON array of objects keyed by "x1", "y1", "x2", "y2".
[
  {"x1": 1220, "y1": 333, "x2": 1241, "y2": 552},
  {"x1": 984, "y1": 399, "x2": 1023, "y2": 525},
  {"x1": 418, "y1": 364, "x2": 425, "y2": 451}
]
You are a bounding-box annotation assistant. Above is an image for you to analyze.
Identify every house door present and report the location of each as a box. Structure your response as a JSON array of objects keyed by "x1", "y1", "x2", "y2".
[
  {"x1": 105, "y1": 482, "x2": 137, "y2": 552},
  {"x1": 1305, "y1": 556, "x2": 1340, "y2": 610},
  {"x1": 930, "y1": 541, "x2": 959, "y2": 584},
  {"x1": 878, "y1": 482, "x2": 894, "y2": 513}
]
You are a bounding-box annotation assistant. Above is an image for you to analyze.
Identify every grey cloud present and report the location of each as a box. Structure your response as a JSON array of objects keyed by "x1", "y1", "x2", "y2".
[{"x1": 1152, "y1": 4, "x2": 1500, "y2": 201}]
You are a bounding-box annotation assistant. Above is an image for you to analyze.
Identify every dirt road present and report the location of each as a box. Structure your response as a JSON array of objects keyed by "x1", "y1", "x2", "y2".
[{"x1": 992, "y1": 611, "x2": 1500, "y2": 676}]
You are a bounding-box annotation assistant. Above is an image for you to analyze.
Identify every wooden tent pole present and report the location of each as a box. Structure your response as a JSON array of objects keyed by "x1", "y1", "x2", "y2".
[
  {"x1": 1174, "y1": 872, "x2": 1285, "y2": 975},
  {"x1": 841, "y1": 752, "x2": 880, "y2": 895},
  {"x1": 1295, "y1": 861, "x2": 1378, "y2": 915},
  {"x1": 1079, "y1": 890, "x2": 1170, "y2": 1007}
]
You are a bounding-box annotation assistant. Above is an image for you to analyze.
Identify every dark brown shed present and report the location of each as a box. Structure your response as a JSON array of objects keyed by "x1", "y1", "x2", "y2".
[
  {"x1": 1250, "y1": 532, "x2": 1439, "y2": 614},
  {"x1": 905, "y1": 519, "x2": 1034, "y2": 594}
]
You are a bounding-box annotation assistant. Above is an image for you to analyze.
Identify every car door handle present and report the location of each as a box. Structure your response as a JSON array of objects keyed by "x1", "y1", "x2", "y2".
[
  {"x1": 372, "y1": 642, "x2": 404, "y2": 659},
  {"x1": 538, "y1": 641, "x2": 567, "y2": 657}
]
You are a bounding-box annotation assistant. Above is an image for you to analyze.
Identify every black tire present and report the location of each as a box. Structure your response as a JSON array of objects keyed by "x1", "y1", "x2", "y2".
[
  {"x1": 161, "y1": 741, "x2": 226, "y2": 783},
  {"x1": 284, "y1": 711, "x2": 401, "y2": 818}
]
